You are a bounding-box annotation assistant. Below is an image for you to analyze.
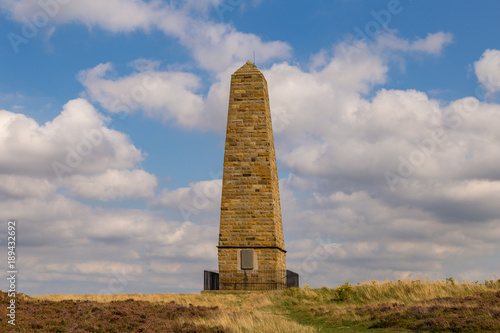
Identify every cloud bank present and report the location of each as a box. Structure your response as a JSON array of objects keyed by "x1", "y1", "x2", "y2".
[{"x1": 1, "y1": 0, "x2": 500, "y2": 294}]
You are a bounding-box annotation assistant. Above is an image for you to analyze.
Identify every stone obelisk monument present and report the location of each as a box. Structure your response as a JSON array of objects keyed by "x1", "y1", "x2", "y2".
[{"x1": 217, "y1": 61, "x2": 286, "y2": 290}]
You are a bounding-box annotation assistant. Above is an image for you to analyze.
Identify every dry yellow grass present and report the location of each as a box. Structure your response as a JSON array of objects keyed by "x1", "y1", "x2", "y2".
[
  {"x1": 33, "y1": 291, "x2": 314, "y2": 333},
  {"x1": 351, "y1": 278, "x2": 499, "y2": 303},
  {"x1": 272, "y1": 279, "x2": 500, "y2": 330},
  {"x1": 31, "y1": 279, "x2": 500, "y2": 332}
]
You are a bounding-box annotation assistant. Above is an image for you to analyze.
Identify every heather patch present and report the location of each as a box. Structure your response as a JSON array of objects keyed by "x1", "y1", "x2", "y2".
[{"x1": 0, "y1": 291, "x2": 228, "y2": 332}]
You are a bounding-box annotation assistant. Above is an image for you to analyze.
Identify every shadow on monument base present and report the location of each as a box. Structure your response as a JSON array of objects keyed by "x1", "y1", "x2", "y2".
[{"x1": 203, "y1": 270, "x2": 299, "y2": 291}]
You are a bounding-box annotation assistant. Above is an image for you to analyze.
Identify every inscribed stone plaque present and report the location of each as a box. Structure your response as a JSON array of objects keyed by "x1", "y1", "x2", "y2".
[{"x1": 241, "y1": 249, "x2": 254, "y2": 270}]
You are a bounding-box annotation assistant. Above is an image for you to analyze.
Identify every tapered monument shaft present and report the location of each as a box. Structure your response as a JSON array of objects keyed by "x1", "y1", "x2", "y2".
[{"x1": 217, "y1": 61, "x2": 286, "y2": 290}]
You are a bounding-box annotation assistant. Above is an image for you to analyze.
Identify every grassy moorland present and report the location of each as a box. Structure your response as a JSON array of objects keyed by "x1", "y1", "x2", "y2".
[
  {"x1": 1, "y1": 279, "x2": 500, "y2": 332},
  {"x1": 277, "y1": 278, "x2": 500, "y2": 332}
]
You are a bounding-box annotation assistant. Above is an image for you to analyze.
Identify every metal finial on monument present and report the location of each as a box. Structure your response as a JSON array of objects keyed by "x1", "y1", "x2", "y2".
[{"x1": 253, "y1": 51, "x2": 255, "y2": 65}]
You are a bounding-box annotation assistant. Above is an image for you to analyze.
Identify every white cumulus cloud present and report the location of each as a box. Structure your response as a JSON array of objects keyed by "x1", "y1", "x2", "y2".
[
  {"x1": 1, "y1": 0, "x2": 291, "y2": 71},
  {"x1": 0, "y1": 99, "x2": 143, "y2": 178},
  {"x1": 154, "y1": 179, "x2": 222, "y2": 217},
  {"x1": 64, "y1": 169, "x2": 158, "y2": 201},
  {"x1": 474, "y1": 49, "x2": 500, "y2": 94},
  {"x1": 78, "y1": 63, "x2": 206, "y2": 129}
]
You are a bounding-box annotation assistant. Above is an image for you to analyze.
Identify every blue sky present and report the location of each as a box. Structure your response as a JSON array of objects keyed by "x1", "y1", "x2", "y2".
[{"x1": 2, "y1": 0, "x2": 500, "y2": 295}]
